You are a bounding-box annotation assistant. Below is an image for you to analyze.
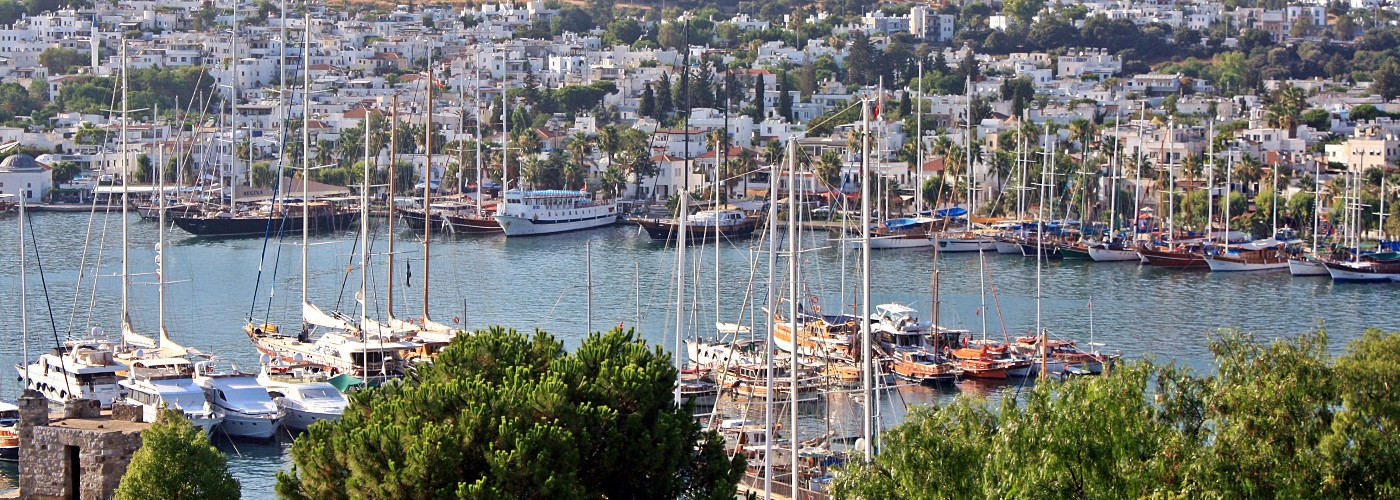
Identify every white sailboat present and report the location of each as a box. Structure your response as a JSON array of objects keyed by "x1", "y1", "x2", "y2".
[
  {"x1": 1088, "y1": 118, "x2": 1139, "y2": 261},
  {"x1": 1290, "y1": 161, "x2": 1329, "y2": 276}
]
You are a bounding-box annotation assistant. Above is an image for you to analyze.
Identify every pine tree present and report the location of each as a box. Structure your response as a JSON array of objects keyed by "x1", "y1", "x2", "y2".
[
  {"x1": 778, "y1": 71, "x2": 793, "y2": 122},
  {"x1": 847, "y1": 32, "x2": 874, "y2": 85},
  {"x1": 640, "y1": 83, "x2": 656, "y2": 119},
  {"x1": 114, "y1": 410, "x2": 240, "y2": 500},
  {"x1": 657, "y1": 72, "x2": 673, "y2": 115},
  {"x1": 751, "y1": 73, "x2": 765, "y2": 122}
]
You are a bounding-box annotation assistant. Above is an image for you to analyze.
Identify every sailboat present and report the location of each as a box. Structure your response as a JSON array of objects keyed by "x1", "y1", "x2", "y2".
[
  {"x1": 1289, "y1": 161, "x2": 1329, "y2": 276},
  {"x1": 440, "y1": 63, "x2": 503, "y2": 234},
  {"x1": 245, "y1": 107, "x2": 415, "y2": 383},
  {"x1": 1088, "y1": 120, "x2": 1139, "y2": 262}
]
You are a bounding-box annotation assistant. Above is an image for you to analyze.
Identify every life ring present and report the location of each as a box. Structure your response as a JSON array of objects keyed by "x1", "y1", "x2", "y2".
[{"x1": 812, "y1": 305, "x2": 822, "y2": 313}]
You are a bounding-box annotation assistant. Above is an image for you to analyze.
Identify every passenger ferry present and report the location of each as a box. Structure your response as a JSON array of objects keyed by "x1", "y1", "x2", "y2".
[{"x1": 493, "y1": 189, "x2": 617, "y2": 236}]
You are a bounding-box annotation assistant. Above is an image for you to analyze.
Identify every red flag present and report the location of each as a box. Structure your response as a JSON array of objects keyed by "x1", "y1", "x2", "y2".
[
  {"x1": 434, "y1": 79, "x2": 446, "y2": 89},
  {"x1": 873, "y1": 100, "x2": 882, "y2": 118}
]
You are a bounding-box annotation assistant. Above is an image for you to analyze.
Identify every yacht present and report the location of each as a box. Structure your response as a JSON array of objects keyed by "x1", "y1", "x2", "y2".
[
  {"x1": 15, "y1": 338, "x2": 127, "y2": 408},
  {"x1": 257, "y1": 363, "x2": 349, "y2": 432},
  {"x1": 493, "y1": 189, "x2": 617, "y2": 236},
  {"x1": 117, "y1": 357, "x2": 223, "y2": 435},
  {"x1": 637, "y1": 209, "x2": 761, "y2": 242},
  {"x1": 193, "y1": 358, "x2": 283, "y2": 439},
  {"x1": 245, "y1": 319, "x2": 417, "y2": 384}
]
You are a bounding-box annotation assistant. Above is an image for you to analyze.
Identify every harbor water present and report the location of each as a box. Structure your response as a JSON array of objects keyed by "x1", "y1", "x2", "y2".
[{"x1": 1, "y1": 210, "x2": 1397, "y2": 494}]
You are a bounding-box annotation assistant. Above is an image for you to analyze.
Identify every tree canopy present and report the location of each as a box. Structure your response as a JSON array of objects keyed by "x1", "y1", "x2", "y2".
[
  {"x1": 114, "y1": 409, "x2": 240, "y2": 500},
  {"x1": 832, "y1": 328, "x2": 1400, "y2": 499},
  {"x1": 276, "y1": 326, "x2": 745, "y2": 500}
]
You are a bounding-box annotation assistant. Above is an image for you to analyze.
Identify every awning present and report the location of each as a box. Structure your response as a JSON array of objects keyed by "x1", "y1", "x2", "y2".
[{"x1": 327, "y1": 373, "x2": 365, "y2": 392}]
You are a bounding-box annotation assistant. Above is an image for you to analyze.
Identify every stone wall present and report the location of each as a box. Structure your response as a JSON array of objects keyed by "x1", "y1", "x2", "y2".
[{"x1": 17, "y1": 390, "x2": 147, "y2": 500}]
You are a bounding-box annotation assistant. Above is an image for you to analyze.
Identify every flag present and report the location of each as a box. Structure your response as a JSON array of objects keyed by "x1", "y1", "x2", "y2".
[
  {"x1": 975, "y1": 307, "x2": 980, "y2": 316},
  {"x1": 406, "y1": 261, "x2": 412, "y2": 287},
  {"x1": 434, "y1": 79, "x2": 446, "y2": 90},
  {"x1": 580, "y1": 182, "x2": 588, "y2": 191},
  {"x1": 873, "y1": 100, "x2": 882, "y2": 119}
]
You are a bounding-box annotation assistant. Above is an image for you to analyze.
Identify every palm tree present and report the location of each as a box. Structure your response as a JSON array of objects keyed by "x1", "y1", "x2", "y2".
[
  {"x1": 1068, "y1": 118, "x2": 1094, "y2": 156},
  {"x1": 1236, "y1": 154, "x2": 1263, "y2": 197},
  {"x1": 566, "y1": 132, "x2": 592, "y2": 170},
  {"x1": 601, "y1": 166, "x2": 627, "y2": 198},
  {"x1": 597, "y1": 125, "x2": 621, "y2": 169},
  {"x1": 816, "y1": 150, "x2": 843, "y2": 191},
  {"x1": 1266, "y1": 85, "x2": 1307, "y2": 139},
  {"x1": 520, "y1": 155, "x2": 547, "y2": 189},
  {"x1": 562, "y1": 159, "x2": 586, "y2": 190}
]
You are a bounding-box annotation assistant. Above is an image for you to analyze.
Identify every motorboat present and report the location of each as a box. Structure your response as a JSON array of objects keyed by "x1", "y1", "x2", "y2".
[
  {"x1": 257, "y1": 363, "x2": 348, "y2": 432},
  {"x1": 193, "y1": 358, "x2": 283, "y2": 440},
  {"x1": 118, "y1": 357, "x2": 223, "y2": 435},
  {"x1": 15, "y1": 337, "x2": 127, "y2": 409}
]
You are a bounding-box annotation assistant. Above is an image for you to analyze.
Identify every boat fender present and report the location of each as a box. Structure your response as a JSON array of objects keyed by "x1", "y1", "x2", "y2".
[
  {"x1": 812, "y1": 305, "x2": 821, "y2": 313},
  {"x1": 452, "y1": 316, "x2": 460, "y2": 324}
]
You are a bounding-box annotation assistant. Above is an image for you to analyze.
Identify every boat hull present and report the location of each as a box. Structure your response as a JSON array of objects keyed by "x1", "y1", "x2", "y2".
[
  {"x1": 444, "y1": 213, "x2": 503, "y2": 233},
  {"x1": 173, "y1": 212, "x2": 358, "y2": 238},
  {"x1": 494, "y1": 213, "x2": 617, "y2": 236},
  {"x1": 934, "y1": 237, "x2": 997, "y2": 252},
  {"x1": 1205, "y1": 256, "x2": 1290, "y2": 272},
  {"x1": 280, "y1": 408, "x2": 342, "y2": 432},
  {"x1": 1288, "y1": 258, "x2": 1328, "y2": 276},
  {"x1": 994, "y1": 240, "x2": 1023, "y2": 254},
  {"x1": 1019, "y1": 243, "x2": 1062, "y2": 259},
  {"x1": 864, "y1": 235, "x2": 934, "y2": 249},
  {"x1": 1138, "y1": 248, "x2": 1208, "y2": 268},
  {"x1": 1325, "y1": 262, "x2": 1400, "y2": 282},
  {"x1": 638, "y1": 219, "x2": 760, "y2": 242},
  {"x1": 1087, "y1": 245, "x2": 1140, "y2": 262},
  {"x1": 1059, "y1": 245, "x2": 1093, "y2": 260},
  {"x1": 217, "y1": 411, "x2": 282, "y2": 439}
]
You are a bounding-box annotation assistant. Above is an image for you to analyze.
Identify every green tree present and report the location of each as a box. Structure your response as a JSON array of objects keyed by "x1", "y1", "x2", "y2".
[
  {"x1": 38, "y1": 47, "x2": 87, "y2": 75},
  {"x1": 1002, "y1": 0, "x2": 1044, "y2": 27},
  {"x1": 833, "y1": 327, "x2": 1400, "y2": 499},
  {"x1": 777, "y1": 71, "x2": 793, "y2": 121},
  {"x1": 276, "y1": 327, "x2": 744, "y2": 499},
  {"x1": 816, "y1": 150, "x2": 842, "y2": 190},
  {"x1": 751, "y1": 74, "x2": 765, "y2": 122},
  {"x1": 50, "y1": 160, "x2": 80, "y2": 185},
  {"x1": 114, "y1": 409, "x2": 240, "y2": 500},
  {"x1": 639, "y1": 83, "x2": 656, "y2": 119},
  {"x1": 1373, "y1": 59, "x2": 1400, "y2": 102}
]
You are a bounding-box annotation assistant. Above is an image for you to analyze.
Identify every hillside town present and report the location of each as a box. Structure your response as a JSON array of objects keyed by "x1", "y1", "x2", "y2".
[{"x1": 0, "y1": 0, "x2": 1393, "y2": 235}]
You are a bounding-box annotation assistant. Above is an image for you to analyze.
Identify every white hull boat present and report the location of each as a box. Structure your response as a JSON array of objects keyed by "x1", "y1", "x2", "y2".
[
  {"x1": 493, "y1": 190, "x2": 617, "y2": 236},
  {"x1": 1288, "y1": 258, "x2": 1328, "y2": 276},
  {"x1": 933, "y1": 236, "x2": 997, "y2": 252},
  {"x1": 1205, "y1": 257, "x2": 1291, "y2": 272},
  {"x1": 1087, "y1": 245, "x2": 1140, "y2": 262}
]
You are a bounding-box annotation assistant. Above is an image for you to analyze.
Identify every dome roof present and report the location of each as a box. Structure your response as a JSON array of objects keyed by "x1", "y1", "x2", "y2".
[{"x1": 0, "y1": 154, "x2": 44, "y2": 173}]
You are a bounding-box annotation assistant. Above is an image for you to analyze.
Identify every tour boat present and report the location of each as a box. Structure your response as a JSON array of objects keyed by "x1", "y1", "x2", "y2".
[
  {"x1": 772, "y1": 310, "x2": 859, "y2": 362},
  {"x1": 1205, "y1": 240, "x2": 1291, "y2": 272},
  {"x1": 16, "y1": 338, "x2": 127, "y2": 409},
  {"x1": 718, "y1": 362, "x2": 823, "y2": 403},
  {"x1": 257, "y1": 363, "x2": 348, "y2": 432},
  {"x1": 871, "y1": 304, "x2": 963, "y2": 383},
  {"x1": 637, "y1": 209, "x2": 761, "y2": 242},
  {"x1": 493, "y1": 189, "x2": 617, "y2": 236},
  {"x1": 1058, "y1": 241, "x2": 1094, "y2": 260},
  {"x1": 193, "y1": 358, "x2": 283, "y2": 439},
  {"x1": 443, "y1": 211, "x2": 503, "y2": 233},
  {"x1": 118, "y1": 357, "x2": 223, "y2": 435},
  {"x1": 889, "y1": 350, "x2": 962, "y2": 384}
]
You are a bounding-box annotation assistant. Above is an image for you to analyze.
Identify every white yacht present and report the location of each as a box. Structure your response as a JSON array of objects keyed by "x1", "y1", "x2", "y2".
[
  {"x1": 193, "y1": 359, "x2": 283, "y2": 439},
  {"x1": 493, "y1": 189, "x2": 617, "y2": 236},
  {"x1": 15, "y1": 338, "x2": 127, "y2": 409},
  {"x1": 246, "y1": 318, "x2": 418, "y2": 384},
  {"x1": 257, "y1": 363, "x2": 348, "y2": 432},
  {"x1": 118, "y1": 357, "x2": 223, "y2": 435}
]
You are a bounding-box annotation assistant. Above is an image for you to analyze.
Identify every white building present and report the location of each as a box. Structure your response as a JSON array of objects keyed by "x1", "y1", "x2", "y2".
[{"x1": 0, "y1": 154, "x2": 53, "y2": 203}]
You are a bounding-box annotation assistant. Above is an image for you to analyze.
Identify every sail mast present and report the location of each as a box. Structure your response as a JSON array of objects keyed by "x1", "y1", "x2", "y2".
[
  {"x1": 120, "y1": 41, "x2": 131, "y2": 349},
  {"x1": 388, "y1": 95, "x2": 397, "y2": 317},
  {"x1": 423, "y1": 63, "x2": 433, "y2": 322},
  {"x1": 301, "y1": 14, "x2": 311, "y2": 326},
  {"x1": 1206, "y1": 119, "x2": 1214, "y2": 244},
  {"x1": 859, "y1": 97, "x2": 874, "y2": 459},
  {"x1": 762, "y1": 135, "x2": 779, "y2": 498},
  {"x1": 360, "y1": 114, "x2": 371, "y2": 339},
  {"x1": 915, "y1": 59, "x2": 923, "y2": 215},
  {"x1": 785, "y1": 137, "x2": 799, "y2": 488}
]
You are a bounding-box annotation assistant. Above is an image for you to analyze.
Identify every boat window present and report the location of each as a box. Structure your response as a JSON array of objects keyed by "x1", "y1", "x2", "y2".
[
  {"x1": 267, "y1": 391, "x2": 286, "y2": 399},
  {"x1": 300, "y1": 388, "x2": 340, "y2": 400},
  {"x1": 217, "y1": 389, "x2": 227, "y2": 401}
]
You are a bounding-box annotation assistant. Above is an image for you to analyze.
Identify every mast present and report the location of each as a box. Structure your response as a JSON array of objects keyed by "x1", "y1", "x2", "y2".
[
  {"x1": 785, "y1": 137, "x2": 799, "y2": 487},
  {"x1": 1166, "y1": 119, "x2": 1176, "y2": 249},
  {"x1": 230, "y1": 0, "x2": 239, "y2": 209},
  {"x1": 120, "y1": 41, "x2": 131, "y2": 348},
  {"x1": 674, "y1": 35, "x2": 692, "y2": 407},
  {"x1": 301, "y1": 14, "x2": 311, "y2": 325},
  {"x1": 915, "y1": 59, "x2": 923, "y2": 215},
  {"x1": 859, "y1": 98, "x2": 873, "y2": 459},
  {"x1": 423, "y1": 63, "x2": 433, "y2": 322},
  {"x1": 18, "y1": 189, "x2": 27, "y2": 384},
  {"x1": 1271, "y1": 159, "x2": 1279, "y2": 238},
  {"x1": 1206, "y1": 119, "x2": 1215, "y2": 243},
  {"x1": 501, "y1": 53, "x2": 509, "y2": 197},
  {"x1": 586, "y1": 241, "x2": 592, "y2": 334},
  {"x1": 360, "y1": 114, "x2": 371, "y2": 339},
  {"x1": 475, "y1": 58, "x2": 483, "y2": 214},
  {"x1": 388, "y1": 95, "x2": 397, "y2": 317},
  {"x1": 762, "y1": 136, "x2": 779, "y2": 499},
  {"x1": 1224, "y1": 149, "x2": 1234, "y2": 245},
  {"x1": 1037, "y1": 135, "x2": 1052, "y2": 381},
  {"x1": 965, "y1": 75, "x2": 973, "y2": 215},
  {"x1": 1108, "y1": 117, "x2": 1122, "y2": 242},
  {"x1": 157, "y1": 143, "x2": 169, "y2": 346},
  {"x1": 1311, "y1": 160, "x2": 1321, "y2": 254}
]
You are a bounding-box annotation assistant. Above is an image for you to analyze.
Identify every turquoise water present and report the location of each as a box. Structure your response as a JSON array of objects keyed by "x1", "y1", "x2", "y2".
[{"x1": 1, "y1": 211, "x2": 1395, "y2": 494}]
